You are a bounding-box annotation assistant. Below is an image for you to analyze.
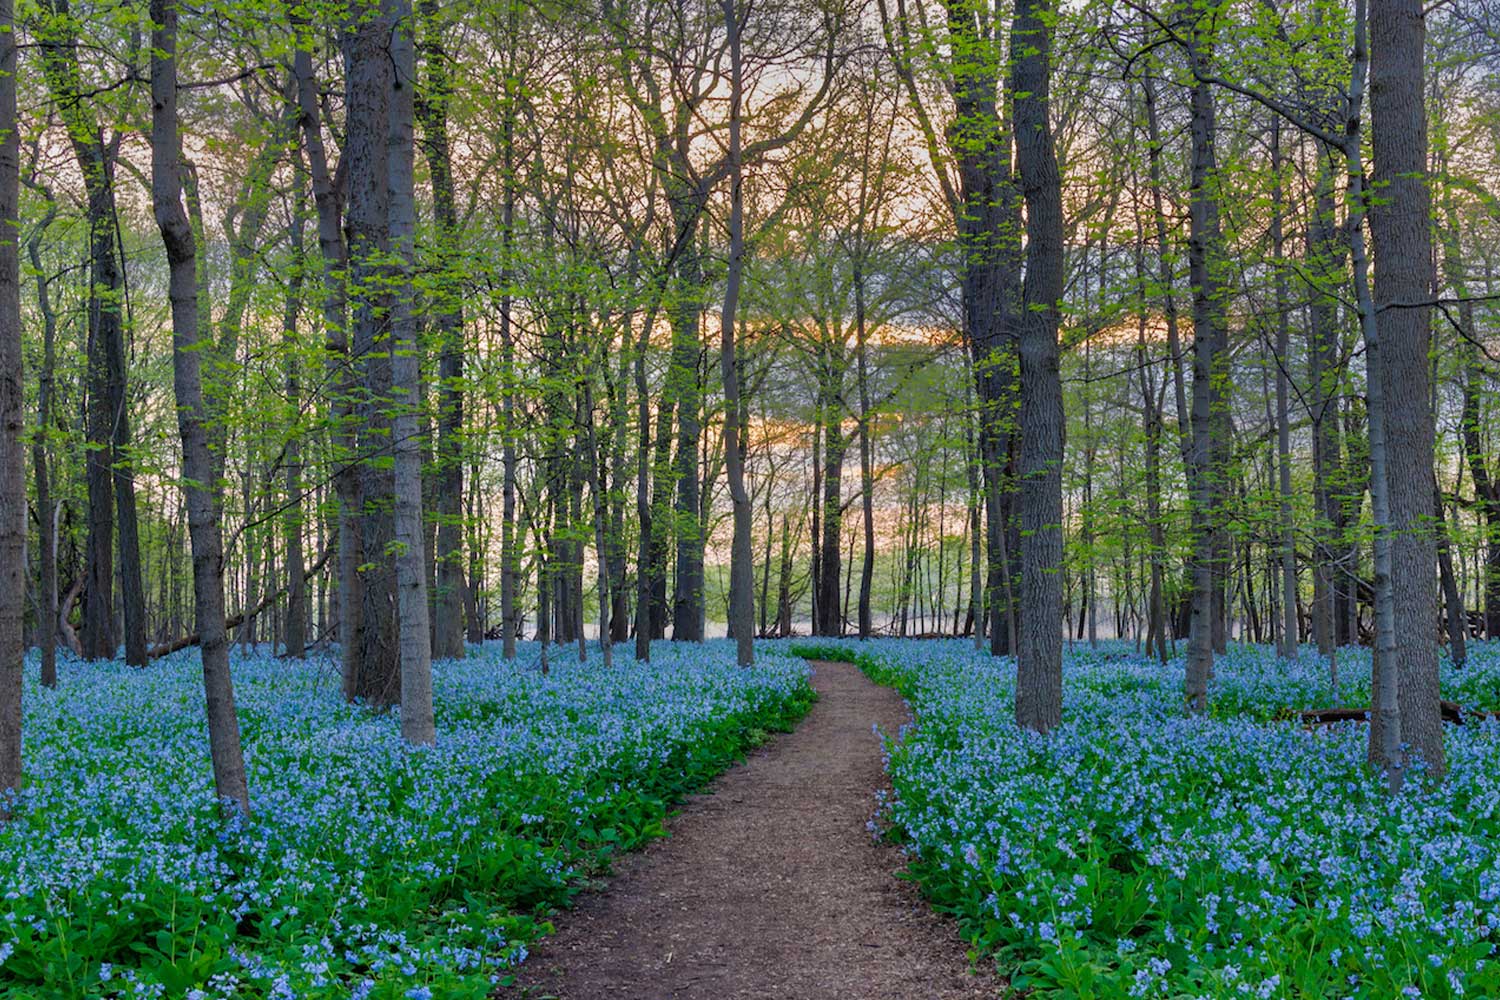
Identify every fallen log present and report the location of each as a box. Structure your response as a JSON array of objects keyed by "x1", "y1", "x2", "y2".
[
  {"x1": 148, "y1": 546, "x2": 333, "y2": 659},
  {"x1": 1300, "y1": 701, "x2": 1498, "y2": 727}
]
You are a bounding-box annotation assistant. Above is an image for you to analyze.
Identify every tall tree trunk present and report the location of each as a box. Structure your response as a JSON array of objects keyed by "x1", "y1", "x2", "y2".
[
  {"x1": 39, "y1": 1, "x2": 146, "y2": 664},
  {"x1": 1012, "y1": 0, "x2": 1064, "y2": 733},
  {"x1": 1270, "y1": 119, "x2": 1299, "y2": 661},
  {"x1": 0, "y1": 0, "x2": 20, "y2": 814},
  {"x1": 388, "y1": 0, "x2": 435, "y2": 743},
  {"x1": 1183, "y1": 34, "x2": 1225, "y2": 714},
  {"x1": 1135, "y1": 248, "x2": 1168, "y2": 664},
  {"x1": 855, "y1": 262, "x2": 876, "y2": 639},
  {"x1": 1369, "y1": 0, "x2": 1442, "y2": 776},
  {"x1": 1343, "y1": 0, "x2": 1401, "y2": 786},
  {"x1": 149, "y1": 0, "x2": 250, "y2": 811},
  {"x1": 293, "y1": 16, "x2": 360, "y2": 693},
  {"x1": 661, "y1": 175, "x2": 707, "y2": 642},
  {"x1": 418, "y1": 0, "x2": 468, "y2": 661},
  {"x1": 634, "y1": 299, "x2": 659, "y2": 661},
  {"x1": 721, "y1": 0, "x2": 754, "y2": 665},
  {"x1": 27, "y1": 192, "x2": 59, "y2": 687},
  {"x1": 815, "y1": 359, "x2": 846, "y2": 637},
  {"x1": 345, "y1": 0, "x2": 400, "y2": 706},
  {"x1": 1307, "y1": 156, "x2": 1342, "y2": 656},
  {"x1": 282, "y1": 158, "x2": 308, "y2": 660},
  {"x1": 499, "y1": 160, "x2": 519, "y2": 660},
  {"x1": 582, "y1": 383, "x2": 614, "y2": 667}
]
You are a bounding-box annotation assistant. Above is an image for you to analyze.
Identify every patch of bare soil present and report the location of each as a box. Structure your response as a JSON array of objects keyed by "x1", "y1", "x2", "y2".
[{"x1": 505, "y1": 659, "x2": 1000, "y2": 1000}]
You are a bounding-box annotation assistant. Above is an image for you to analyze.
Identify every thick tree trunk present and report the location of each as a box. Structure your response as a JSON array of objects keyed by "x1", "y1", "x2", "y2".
[
  {"x1": 388, "y1": 0, "x2": 435, "y2": 743},
  {"x1": 1012, "y1": 0, "x2": 1064, "y2": 732},
  {"x1": 669, "y1": 228, "x2": 706, "y2": 643},
  {"x1": 149, "y1": 0, "x2": 250, "y2": 812},
  {"x1": 1183, "y1": 44, "x2": 1225, "y2": 714},
  {"x1": 1369, "y1": 0, "x2": 1442, "y2": 776},
  {"x1": 345, "y1": 0, "x2": 400, "y2": 706},
  {"x1": 1344, "y1": 0, "x2": 1402, "y2": 786}
]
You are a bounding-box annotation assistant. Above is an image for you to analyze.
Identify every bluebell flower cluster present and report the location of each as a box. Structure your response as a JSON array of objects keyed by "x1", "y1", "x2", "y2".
[
  {"x1": 0, "y1": 641, "x2": 813, "y2": 998},
  {"x1": 791, "y1": 638, "x2": 1500, "y2": 1000}
]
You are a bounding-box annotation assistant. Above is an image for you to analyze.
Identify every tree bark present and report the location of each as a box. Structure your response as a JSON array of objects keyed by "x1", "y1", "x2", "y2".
[
  {"x1": 815, "y1": 354, "x2": 846, "y2": 637},
  {"x1": 282, "y1": 157, "x2": 308, "y2": 660},
  {"x1": 418, "y1": 0, "x2": 468, "y2": 661},
  {"x1": 1307, "y1": 155, "x2": 1342, "y2": 656},
  {"x1": 855, "y1": 261, "x2": 877, "y2": 639},
  {"x1": 1270, "y1": 119, "x2": 1299, "y2": 661},
  {"x1": 0, "y1": 0, "x2": 21, "y2": 814},
  {"x1": 1183, "y1": 31, "x2": 1226, "y2": 714},
  {"x1": 388, "y1": 0, "x2": 435, "y2": 743},
  {"x1": 344, "y1": 0, "x2": 401, "y2": 706},
  {"x1": 292, "y1": 15, "x2": 361, "y2": 694},
  {"x1": 1012, "y1": 0, "x2": 1064, "y2": 732},
  {"x1": 39, "y1": 0, "x2": 146, "y2": 665},
  {"x1": 1369, "y1": 0, "x2": 1442, "y2": 776},
  {"x1": 721, "y1": 0, "x2": 754, "y2": 665},
  {"x1": 1436, "y1": 480, "x2": 1466, "y2": 668},
  {"x1": 149, "y1": 0, "x2": 250, "y2": 811},
  {"x1": 26, "y1": 190, "x2": 59, "y2": 687}
]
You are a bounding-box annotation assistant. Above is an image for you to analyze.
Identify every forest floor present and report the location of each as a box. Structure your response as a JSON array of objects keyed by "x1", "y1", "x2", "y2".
[{"x1": 504, "y1": 659, "x2": 999, "y2": 1000}]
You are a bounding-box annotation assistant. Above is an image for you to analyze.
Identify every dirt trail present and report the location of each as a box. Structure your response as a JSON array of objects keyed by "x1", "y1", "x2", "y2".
[{"x1": 508, "y1": 659, "x2": 998, "y2": 1000}]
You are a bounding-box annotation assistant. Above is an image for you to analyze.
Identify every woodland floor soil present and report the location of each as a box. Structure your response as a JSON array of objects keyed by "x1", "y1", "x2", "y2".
[{"x1": 505, "y1": 659, "x2": 1000, "y2": 1000}]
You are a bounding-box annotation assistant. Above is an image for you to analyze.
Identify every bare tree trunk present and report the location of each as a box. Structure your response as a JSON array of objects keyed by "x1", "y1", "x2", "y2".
[
  {"x1": 668, "y1": 202, "x2": 707, "y2": 643},
  {"x1": 1012, "y1": 0, "x2": 1063, "y2": 732},
  {"x1": 0, "y1": 0, "x2": 20, "y2": 814},
  {"x1": 721, "y1": 0, "x2": 754, "y2": 666},
  {"x1": 495, "y1": 10, "x2": 520, "y2": 660},
  {"x1": 418, "y1": 0, "x2": 468, "y2": 661},
  {"x1": 634, "y1": 298, "x2": 657, "y2": 661},
  {"x1": 282, "y1": 158, "x2": 308, "y2": 660},
  {"x1": 1270, "y1": 119, "x2": 1299, "y2": 661},
  {"x1": 341, "y1": 1, "x2": 401, "y2": 706},
  {"x1": 856, "y1": 263, "x2": 876, "y2": 639},
  {"x1": 1436, "y1": 480, "x2": 1466, "y2": 668},
  {"x1": 1369, "y1": 0, "x2": 1442, "y2": 777},
  {"x1": 1344, "y1": 0, "x2": 1401, "y2": 787},
  {"x1": 1307, "y1": 156, "x2": 1341, "y2": 657},
  {"x1": 387, "y1": 0, "x2": 435, "y2": 743},
  {"x1": 39, "y1": 1, "x2": 146, "y2": 664},
  {"x1": 1183, "y1": 36, "x2": 1225, "y2": 714},
  {"x1": 815, "y1": 361, "x2": 846, "y2": 637},
  {"x1": 26, "y1": 190, "x2": 59, "y2": 687},
  {"x1": 293, "y1": 17, "x2": 360, "y2": 694},
  {"x1": 1135, "y1": 249, "x2": 1168, "y2": 665},
  {"x1": 583, "y1": 383, "x2": 613, "y2": 668},
  {"x1": 149, "y1": 0, "x2": 250, "y2": 811}
]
